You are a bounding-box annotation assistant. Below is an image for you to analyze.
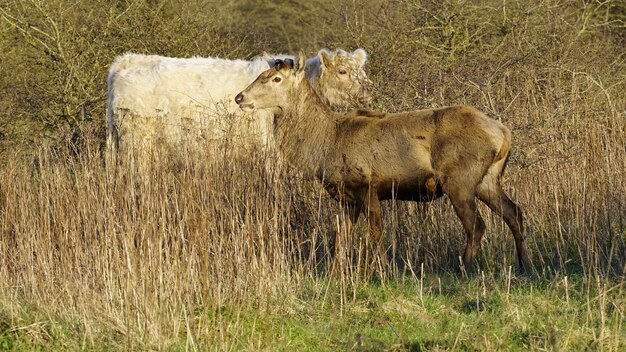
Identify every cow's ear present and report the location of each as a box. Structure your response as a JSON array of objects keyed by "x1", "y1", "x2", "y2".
[
  {"x1": 295, "y1": 49, "x2": 306, "y2": 76},
  {"x1": 353, "y1": 48, "x2": 367, "y2": 67},
  {"x1": 318, "y1": 48, "x2": 332, "y2": 69}
]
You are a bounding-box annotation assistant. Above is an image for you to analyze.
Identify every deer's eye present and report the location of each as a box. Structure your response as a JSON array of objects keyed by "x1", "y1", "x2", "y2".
[
  {"x1": 273, "y1": 76, "x2": 282, "y2": 83},
  {"x1": 338, "y1": 69, "x2": 347, "y2": 75}
]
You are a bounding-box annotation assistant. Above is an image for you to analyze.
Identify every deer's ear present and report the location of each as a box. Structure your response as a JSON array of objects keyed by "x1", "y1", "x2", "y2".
[{"x1": 295, "y1": 49, "x2": 306, "y2": 76}]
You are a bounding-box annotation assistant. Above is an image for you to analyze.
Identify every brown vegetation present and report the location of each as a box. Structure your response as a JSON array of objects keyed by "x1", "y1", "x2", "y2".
[{"x1": 0, "y1": 0, "x2": 624, "y2": 348}]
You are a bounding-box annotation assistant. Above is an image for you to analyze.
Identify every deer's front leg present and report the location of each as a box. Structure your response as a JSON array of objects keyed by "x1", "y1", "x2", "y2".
[{"x1": 364, "y1": 188, "x2": 383, "y2": 256}]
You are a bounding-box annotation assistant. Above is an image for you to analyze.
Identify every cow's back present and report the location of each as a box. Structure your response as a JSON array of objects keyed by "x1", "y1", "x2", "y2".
[
  {"x1": 106, "y1": 53, "x2": 273, "y2": 153},
  {"x1": 108, "y1": 53, "x2": 271, "y2": 118}
]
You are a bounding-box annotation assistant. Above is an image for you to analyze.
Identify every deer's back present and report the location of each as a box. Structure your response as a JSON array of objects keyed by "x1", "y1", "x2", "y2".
[{"x1": 323, "y1": 106, "x2": 507, "y2": 198}]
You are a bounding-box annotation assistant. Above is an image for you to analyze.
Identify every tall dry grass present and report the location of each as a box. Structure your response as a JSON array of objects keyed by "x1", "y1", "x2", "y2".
[
  {"x1": 0, "y1": 94, "x2": 623, "y2": 346},
  {"x1": 0, "y1": 0, "x2": 624, "y2": 348}
]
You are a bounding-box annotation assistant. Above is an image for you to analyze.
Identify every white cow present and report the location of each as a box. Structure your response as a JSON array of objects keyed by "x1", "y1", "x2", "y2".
[{"x1": 106, "y1": 49, "x2": 371, "y2": 155}]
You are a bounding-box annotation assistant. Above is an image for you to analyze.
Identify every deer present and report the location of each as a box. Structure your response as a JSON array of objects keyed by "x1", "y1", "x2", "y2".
[{"x1": 234, "y1": 50, "x2": 531, "y2": 274}]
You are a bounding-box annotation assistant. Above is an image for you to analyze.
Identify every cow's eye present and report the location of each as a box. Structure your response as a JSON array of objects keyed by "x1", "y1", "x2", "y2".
[
  {"x1": 338, "y1": 69, "x2": 347, "y2": 75},
  {"x1": 273, "y1": 77, "x2": 282, "y2": 83}
]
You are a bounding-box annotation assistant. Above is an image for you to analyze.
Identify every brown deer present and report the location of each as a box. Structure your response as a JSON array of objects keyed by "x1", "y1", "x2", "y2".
[{"x1": 235, "y1": 50, "x2": 531, "y2": 273}]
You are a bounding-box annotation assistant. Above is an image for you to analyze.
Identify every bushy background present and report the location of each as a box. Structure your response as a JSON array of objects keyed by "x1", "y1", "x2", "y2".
[{"x1": 1, "y1": 0, "x2": 622, "y2": 153}]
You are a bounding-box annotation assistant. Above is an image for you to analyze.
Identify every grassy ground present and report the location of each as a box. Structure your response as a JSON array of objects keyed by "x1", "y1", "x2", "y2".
[{"x1": 2, "y1": 274, "x2": 623, "y2": 350}]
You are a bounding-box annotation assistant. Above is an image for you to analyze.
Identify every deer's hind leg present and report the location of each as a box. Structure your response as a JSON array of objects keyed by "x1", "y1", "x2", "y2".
[
  {"x1": 443, "y1": 181, "x2": 486, "y2": 271},
  {"x1": 433, "y1": 142, "x2": 489, "y2": 272},
  {"x1": 477, "y1": 176, "x2": 531, "y2": 274}
]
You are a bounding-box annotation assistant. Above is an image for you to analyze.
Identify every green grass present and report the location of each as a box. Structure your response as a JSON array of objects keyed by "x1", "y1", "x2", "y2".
[{"x1": 2, "y1": 275, "x2": 623, "y2": 351}]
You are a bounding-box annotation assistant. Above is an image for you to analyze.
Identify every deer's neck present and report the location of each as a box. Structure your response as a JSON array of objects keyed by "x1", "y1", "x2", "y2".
[{"x1": 274, "y1": 81, "x2": 336, "y2": 176}]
